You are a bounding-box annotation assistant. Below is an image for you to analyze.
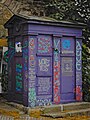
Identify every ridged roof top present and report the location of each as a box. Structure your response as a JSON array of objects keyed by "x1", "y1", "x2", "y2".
[{"x1": 4, "y1": 13, "x2": 86, "y2": 28}]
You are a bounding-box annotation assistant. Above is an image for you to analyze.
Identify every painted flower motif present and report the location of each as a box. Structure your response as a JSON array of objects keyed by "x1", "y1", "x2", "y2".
[{"x1": 62, "y1": 40, "x2": 71, "y2": 49}]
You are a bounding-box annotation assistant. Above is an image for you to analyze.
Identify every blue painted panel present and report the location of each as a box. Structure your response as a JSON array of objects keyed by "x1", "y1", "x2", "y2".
[{"x1": 61, "y1": 37, "x2": 75, "y2": 55}]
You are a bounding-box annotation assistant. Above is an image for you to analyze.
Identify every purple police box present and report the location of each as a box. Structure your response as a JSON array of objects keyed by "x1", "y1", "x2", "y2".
[{"x1": 4, "y1": 14, "x2": 85, "y2": 107}]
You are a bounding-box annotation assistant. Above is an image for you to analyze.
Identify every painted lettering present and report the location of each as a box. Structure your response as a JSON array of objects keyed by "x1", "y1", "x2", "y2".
[
  {"x1": 39, "y1": 58, "x2": 50, "y2": 72},
  {"x1": 76, "y1": 40, "x2": 82, "y2": 101},
  {"x1": 38, "y1": 77, "x2": 51, "y2": 95},
  {"x1": 76, "y1": 41, "x2": 82, "y2": 50},
  {"x1": 36, "y1": 95, "x2": 52, "y2": 106}
]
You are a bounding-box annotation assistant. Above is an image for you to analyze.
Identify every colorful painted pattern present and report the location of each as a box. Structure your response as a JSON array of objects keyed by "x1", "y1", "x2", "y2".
[
  {"x1": 36, "y1": 35, "x2": 52, "y2": 106},
  {"x1": 38, "y1": 35, "x2": 51, "y2": 54},
  {"x1": 76, "y1": 40, "x2": 82, "y2": 101},
  {"x1": 28, "y1": 36, "x2": 36, "y2": 107},
  {"x1": 76, "y1": 86, "x2": 82, "y2": 101},
  {"x1": 16, "y1": 63, "x2": 23, "y2": 92},
  {"x1": 53, "y1": 37, "x2": 60, "y2": 104}
]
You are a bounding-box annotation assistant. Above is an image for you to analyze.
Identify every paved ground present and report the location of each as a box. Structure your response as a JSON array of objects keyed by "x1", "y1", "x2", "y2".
[{"x1": 0, "y1": 96, "x2": 90, "y2": 120}]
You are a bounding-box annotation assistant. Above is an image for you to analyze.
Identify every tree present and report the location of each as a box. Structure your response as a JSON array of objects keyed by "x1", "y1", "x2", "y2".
[
  {"x1": 75, "y1": 0, "x2": 90, "y2": 47},
  {"x1": 82, "y1": 44, "x2": 90, "y2": 101},
  {"x1": 74, "y1": 1, "x2": 90, "y2": 101},
  {"x1": 45, "y1": 0, "x2": 78, "y2": 21}
]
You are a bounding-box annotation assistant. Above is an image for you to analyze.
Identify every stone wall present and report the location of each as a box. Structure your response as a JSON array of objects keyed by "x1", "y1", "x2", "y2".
[
  {"x1": 0, "y1": 0, "x2": 50, "y2": 38},
  {"x1": 2, "y1": 0, "x2": 47, "y2": 16},
  {"x1": 0, "y1": 2, "x2": 12, "y2": 38}
]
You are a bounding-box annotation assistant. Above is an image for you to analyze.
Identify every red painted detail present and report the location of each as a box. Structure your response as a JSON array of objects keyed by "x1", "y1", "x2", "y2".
[
  {"x1": 76, "y1": 86, "x2": 82, "y2": 101},
  {"x1": 53, "y1": 61, "x2": 60, "y2": 103}
]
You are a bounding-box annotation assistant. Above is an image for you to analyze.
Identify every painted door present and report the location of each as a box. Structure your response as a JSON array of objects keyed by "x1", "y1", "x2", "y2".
[
  {"x1": 60, "y1": 37, "x2": 75, "y2": 102},
  {"x1": 36, "y1": 35, "x2": 53, "y2": 106},
  {"x1": 14, "y1": 37, "x2": 23, "y2": 103}
]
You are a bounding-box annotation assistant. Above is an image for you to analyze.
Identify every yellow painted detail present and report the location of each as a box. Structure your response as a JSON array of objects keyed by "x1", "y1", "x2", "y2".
[{"x1": 0, "y1": 38, "x2": 8, "y2": 46}]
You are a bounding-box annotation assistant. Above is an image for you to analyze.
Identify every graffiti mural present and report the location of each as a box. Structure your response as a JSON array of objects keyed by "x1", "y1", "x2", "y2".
[
  {"x1": 28, "y1": 36, "x2": 36, "y2": 107},
  {"x1": 28, "y1": 88, "x2": 36, "y2": 107},
  {"x1": 15, "y1": 42, "x2": 22, "y2": 53},
  {"x1": 39, "y1": 58, "x2": 50, "y2": 72},
  {"x1": 76, "y1": 86, "x2": 82, "y2": 101},
  {"x1": 76, "y1": 40, "x2": 82, "y2": 101},
  {"x1": 15, "y1": 63, "x2": 23, "y2": 92},
  {"x1": 53, "y1": 37, "x2": 60, "y2": 104},
  {"x1": 37, "y1": 57, "x2": 52, "y2": 76},
  {"x1": 76, "y1": 41, "x2": 82, "y2": 70},
  {"x1": 38, "y1": 35, "x2": 52, "y2": 54},
  {"x1": 37, "y1": 77, "x2": 52, "y2": 95},
  {"x1": 36, "y1": 95, "x2": 52, "y2": 106},
  {"x1": 36, "y1": 35, "x2": 52, "y2": 106}
]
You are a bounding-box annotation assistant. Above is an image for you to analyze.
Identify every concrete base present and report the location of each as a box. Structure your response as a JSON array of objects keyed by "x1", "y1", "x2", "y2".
[
  {"x1": 42, "y1": 102, "x2": 90, "y2": 118},
  {"x1": 42, "y1": 108, "x2": 90, "y2": 118},
  {"x1": 5, "y1": 102, "x2": 90, "y2": 118}
]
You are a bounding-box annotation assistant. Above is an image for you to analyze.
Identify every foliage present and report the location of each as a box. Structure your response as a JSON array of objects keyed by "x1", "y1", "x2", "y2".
[
  {"x1": 1, "y1": 50, "x2": 8, "y2": 92},
  {"x1": 44, "y1": 0, "x2": 90, "y2": 101},
  {"x1": 75, "y1": 0, "x2": 90, "y2": 47},
  {"x1": 45, "y1": 0, "x2": 77, "y2": 21},
  {"x1": 82, "y1": 44, "x2": 90, "y2": 101}
]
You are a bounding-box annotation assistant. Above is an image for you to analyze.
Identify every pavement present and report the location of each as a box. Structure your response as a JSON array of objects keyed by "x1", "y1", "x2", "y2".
[
  {"x1": 0, "y1": 95, "x2": 32, "y2": 120},
  {"x1": 0, "y1": 95, "x2": 90, "y2": 120}
]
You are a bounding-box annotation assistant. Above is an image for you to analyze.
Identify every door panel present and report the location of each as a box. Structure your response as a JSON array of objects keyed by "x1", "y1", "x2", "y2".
[
  {"x1": 37, "y1": 56, "x2": 52, "y2": 76},
  {"x1": 36, "y1": 35, "x2": 52, "y2": 106},
  {"x1": 61, "y1": 57, "x2": 75, "y2": 93},
  {"x1": 61, "y1": 37, "x2": 75, "y2": 56},
  {"x1": 37, "y1": 77, "x2": 52, "y2": 95},
  {"x1": 13, "y1": 57, "x2": 23, "y2": 103},
  {"x1": 60, "y1": 37, "x2": 75, "y2": 102},
  {"x1": 37, "y1": 35, "x2": 52, "y2": 55}
]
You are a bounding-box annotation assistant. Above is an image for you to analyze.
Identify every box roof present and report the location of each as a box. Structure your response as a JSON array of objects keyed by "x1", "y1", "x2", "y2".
[{"x1": 4, "y1": 14, "x2": 86, "y2": 28}]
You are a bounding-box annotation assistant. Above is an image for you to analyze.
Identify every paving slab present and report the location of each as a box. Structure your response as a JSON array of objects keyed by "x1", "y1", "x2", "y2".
[
  {"x1": 42, "y1": 108, "x2": 90, "y2": 118},
  {"x1": 1, "y1": 96, "x2": 90, "y2": 119}
]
